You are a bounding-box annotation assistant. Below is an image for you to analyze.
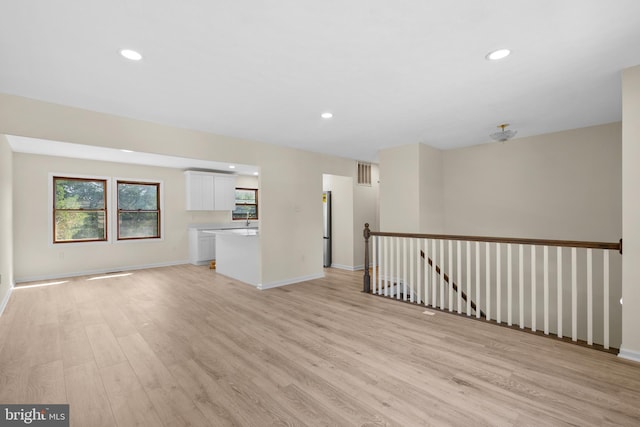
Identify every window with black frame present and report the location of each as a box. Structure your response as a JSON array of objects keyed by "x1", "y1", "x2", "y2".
[{"x1": 232, "y1": 188, "x2": 258, "y2": 220}]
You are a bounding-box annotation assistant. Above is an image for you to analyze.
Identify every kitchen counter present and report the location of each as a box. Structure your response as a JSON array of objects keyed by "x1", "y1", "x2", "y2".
[
  {"x1": 204, "y1": 229, "x2": 260, "y2": 287},
  {"x1": 204, "y1": 228, "x2": 258, "y2": 237}
]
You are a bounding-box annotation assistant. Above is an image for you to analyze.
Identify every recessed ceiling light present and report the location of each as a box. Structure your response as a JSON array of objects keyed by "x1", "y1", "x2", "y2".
[
  {"x1": 229, "y1": 165, "x2": 236, "y2": 169},
  {"x1": 120, "y1": 49, "x2": 143, "y2": 61},
  {"x1": 321, "y1": 112, "x2": 333, "y2": 119},
  {"x1": 253, "y1": 172, "x2": 259, "y2": 176},
  {"x1": 486, "y1": 48, "x2": 511, "y2": 61},
  {"x1": 120, "y1": 149, "x2": 134, "y2": 153}
]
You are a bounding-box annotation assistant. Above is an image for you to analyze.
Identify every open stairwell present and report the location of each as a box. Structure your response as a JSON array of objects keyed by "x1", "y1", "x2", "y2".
[{"x1": 362, "y1": 224, "x2": 623, "y2": 352}]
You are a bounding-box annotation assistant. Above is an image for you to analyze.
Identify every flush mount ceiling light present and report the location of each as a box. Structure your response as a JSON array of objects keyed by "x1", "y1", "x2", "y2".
[
  {"x1": 490, "y1": 123, "x2": 518, "y2": 142},
  {"x1": 120, "y1": 49, "x2": 143, "y2": 61},
  {"x1": 229, "y1": 165, "x2": 236, "y2": 169},
  {"x1": 486, "y1": 48, "x2": 511, "y2": 61},
  {"x1": 321, "y1": 112, "x2": 333, "y2": 119}
]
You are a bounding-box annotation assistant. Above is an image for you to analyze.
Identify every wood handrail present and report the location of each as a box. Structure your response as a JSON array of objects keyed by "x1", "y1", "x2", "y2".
[
  {"x1": 370, "y1": 231, "x2": 622, "y2": 253},
  {"x1": 362, "y1": 223, "x2": 622, "y2": 294}
]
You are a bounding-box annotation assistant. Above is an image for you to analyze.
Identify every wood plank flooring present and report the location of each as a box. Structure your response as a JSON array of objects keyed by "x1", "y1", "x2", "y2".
[{"x1": 1, "y1": 265, "x2": 640, "y2": 426}]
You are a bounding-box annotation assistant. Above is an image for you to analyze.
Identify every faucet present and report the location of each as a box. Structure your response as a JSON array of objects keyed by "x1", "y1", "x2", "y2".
[{"x1": 246, "y1": 212, "x2": 250, "y2": 227}]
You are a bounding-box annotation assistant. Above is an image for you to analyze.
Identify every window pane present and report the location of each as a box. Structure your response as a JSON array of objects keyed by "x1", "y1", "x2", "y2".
[
  {"x1": 55, "y1": 211, "x2": 106, "y2": 241},
  {"x1": 55, "y1": 179, "x2": 105, "y2": 209},
  {"x1": 235, "y1": 189, "x2": 256, "y2": 204},
  {"x1": 119, "y1": 212, "x2": 159, "y2": 238},
  {"x1": 232, "y1": 205, "x2": 257, "y2": 219},
  {"x1": 118, "y1": 183, "x2": 158, "y2": 210}
]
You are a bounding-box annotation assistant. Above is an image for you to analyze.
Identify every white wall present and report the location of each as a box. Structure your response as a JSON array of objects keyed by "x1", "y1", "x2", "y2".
[
  {"x1": 13, "y1": 153, "x2": 195, "y2": 280},
  {"x1": 443, "y1": 123, "x2": 621, "y2": 241},
  {"x1": 418, "y1": 144, "x2": 444, "y2": 234},
  {"x1": 323, "y1": 174, "x2": 354, "y2": 269},
  {"x1": 236, "y1": 175, "x2": 259, "y2": 189},
  {"x1": 0, "y1": 93, "x2": 357, "y2": 287},
  {"x1": 379, "y1": 144, "x2": 444, "y2": 234},
  {"x1": 0, "y1": 136, "x2": 13, "y2": 313},
  {"x1": 621, "y1": 65, "x2": 640, "y2": 361},
  {"x1": 379, "y1": 144, "x2": 420, "y2": 232}
]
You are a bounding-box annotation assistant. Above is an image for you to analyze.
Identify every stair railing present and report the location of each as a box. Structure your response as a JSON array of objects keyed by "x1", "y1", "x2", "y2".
[{"x1": 362, "y1": 223, "x2": 623, "y2": 351}]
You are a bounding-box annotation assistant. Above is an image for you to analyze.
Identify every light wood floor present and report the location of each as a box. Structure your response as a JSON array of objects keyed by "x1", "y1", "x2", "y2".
[{"x1": 1, "y1": 265, "x2": 640, "y2": 426}]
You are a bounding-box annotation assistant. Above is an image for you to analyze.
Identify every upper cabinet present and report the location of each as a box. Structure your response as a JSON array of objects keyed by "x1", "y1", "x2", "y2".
[
  {"x1": 185, "y1": 171, "x2": 237, "y2": 211},
  {"x1": 213, "y1": 175, "x2": 236, "y2": 211}
]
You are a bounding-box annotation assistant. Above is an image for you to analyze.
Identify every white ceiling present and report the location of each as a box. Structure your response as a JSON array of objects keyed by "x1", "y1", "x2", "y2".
[{"x1": 1, "y1": 0, "x2": 639, "y2": 162}]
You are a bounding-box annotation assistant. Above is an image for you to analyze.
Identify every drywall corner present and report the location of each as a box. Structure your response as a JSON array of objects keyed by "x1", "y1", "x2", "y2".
[{"x1": 0, "y1": 134, "x2": 14, "y2": 315}]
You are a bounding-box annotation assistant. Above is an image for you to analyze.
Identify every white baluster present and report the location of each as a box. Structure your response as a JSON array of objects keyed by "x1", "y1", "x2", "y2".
[
  {"x1": 557, "y1": 247, "x2": 563, "y2": 338},
  {"x1": 587, "y1": 248, "x2": 593, "y2": 345},
  {"x1": 603, "y1": 250, "x2": 610, "y2": 349},
  {"x1": 409, "y1": 238, "x2": 415, "y2": 302},
  {"x1": 415, "y1": 239, "x2": 420, "y2": 304},
  {"x1": 424, "y1": 239, "x2": 429, "y2": 307},
  {"x1": 466, "y1": 241, "x2": 471, "y2": 316},
  {"x1": 572, "y1": 247, "x2": 577, "y2": 342},
  {"x1": 389, "y1": 237, "x2": 394, "y2": 298},
  {"x1": 443, "y1": 240, "x2": 453, "y2": 311},
  {"x1": 531, "y1": 246, "x2": 537, "y2": 332},
  {"x1": 543, "y1": 246, "x2": 549, "y2": 335},
  {"x1": 440, "y1": 240, "x2": 445, "y2": 309},
  {"x1": 377, "y1": 236, "x2": 383, "y2": 296},
  {"x1": 385, "y1": 236, "x2": 390, "y2": 296},
  {"x1": 519, "y1": 245, "x2": 524, "y2": 329},
  {"x1": 486, "y1": 242, "x2": 491, "y2": 321},
  {"x1": 372, "y1": 236, "x2": 377, "y2": 294},
  {"x1": 432, "y1": 239, "x2": 437, "y2": 308},
  {"x1": 496, "y1": 243, "x2": 501, "y2": 324},
  {"x1": 396, "y1": 237, "x2": 401, "y2": 300},
  {"x1": 507, "y1": 244, "x2": 512, "y2": 326},
  {"x1": 457, "y1": 241, "x2": 462, "y2": 314},
  {"x1": 476, "y1": 241, "x2": 481, "y2": 318},
  {"x1": 403, "y1": 238, "x2": 408, "y2": 301}
]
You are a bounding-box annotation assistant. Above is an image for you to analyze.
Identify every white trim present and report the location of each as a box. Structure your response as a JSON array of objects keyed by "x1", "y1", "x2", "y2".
[
  {"x1": 14, "y1": 260, "x2": 189, "y2": 283},
  {"x1": 618, "y1": 348, "x2": 640, "y2": 363},
  {"x1": 258, "y1": 273, "x2": 325, "y2": 290},
  {"x1": 330, "y1": 263, "x2": 364, "y2": 271},
  {"x1": 0, "y1": 284, "x2": 14, "y2": 316}
]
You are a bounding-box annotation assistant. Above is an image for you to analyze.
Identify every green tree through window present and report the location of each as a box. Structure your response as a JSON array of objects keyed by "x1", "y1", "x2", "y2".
[
  {"x1": 53, "y1": 177, "x2": 107, "y2": 243},
  {"x1": 117, "y1": 181, "x2": 161, "y2": 239},
  {"x1": 232, "y1": 188, "x2": 258, "y2": 220}
]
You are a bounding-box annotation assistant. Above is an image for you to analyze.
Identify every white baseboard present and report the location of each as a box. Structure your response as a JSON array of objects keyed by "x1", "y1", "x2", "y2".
[
  {"x1": 330, "y1": 264, "x2": 364, "y2": 271},
  {"x1": 618, "y1": 348, "x2": 640, "y2": 363},
  {"x1": 14, "y1": 260, "x2": 190, "y2": 284},
  {"x1": 258, "y1": 272, "x2": 325, "y2": 290},
  {"x1": 0, "y1": 284, "x2": 14, "y2": 317}
]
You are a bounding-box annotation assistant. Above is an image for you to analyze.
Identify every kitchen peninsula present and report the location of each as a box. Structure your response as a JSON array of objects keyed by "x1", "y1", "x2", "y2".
[{"x1": 203, "y1": 229, "x2": 260, "y2": 287}]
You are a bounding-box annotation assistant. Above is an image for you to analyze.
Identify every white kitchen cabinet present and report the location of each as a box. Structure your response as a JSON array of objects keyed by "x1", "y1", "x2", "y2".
[
  {"x1": 188, "y1": 228, "x2": 216, "y2": 265},
  {"x1": 185, "y1": 171, "x2": 236, "y2": 211},
  {"x1": 213, "y1": 175, "x2": 236, "y2": 211}
]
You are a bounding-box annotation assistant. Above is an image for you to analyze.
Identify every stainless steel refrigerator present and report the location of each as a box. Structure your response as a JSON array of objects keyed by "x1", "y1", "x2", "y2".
[{"x1": 323, "y1": 191, "x2": 331, "y2": 267}]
